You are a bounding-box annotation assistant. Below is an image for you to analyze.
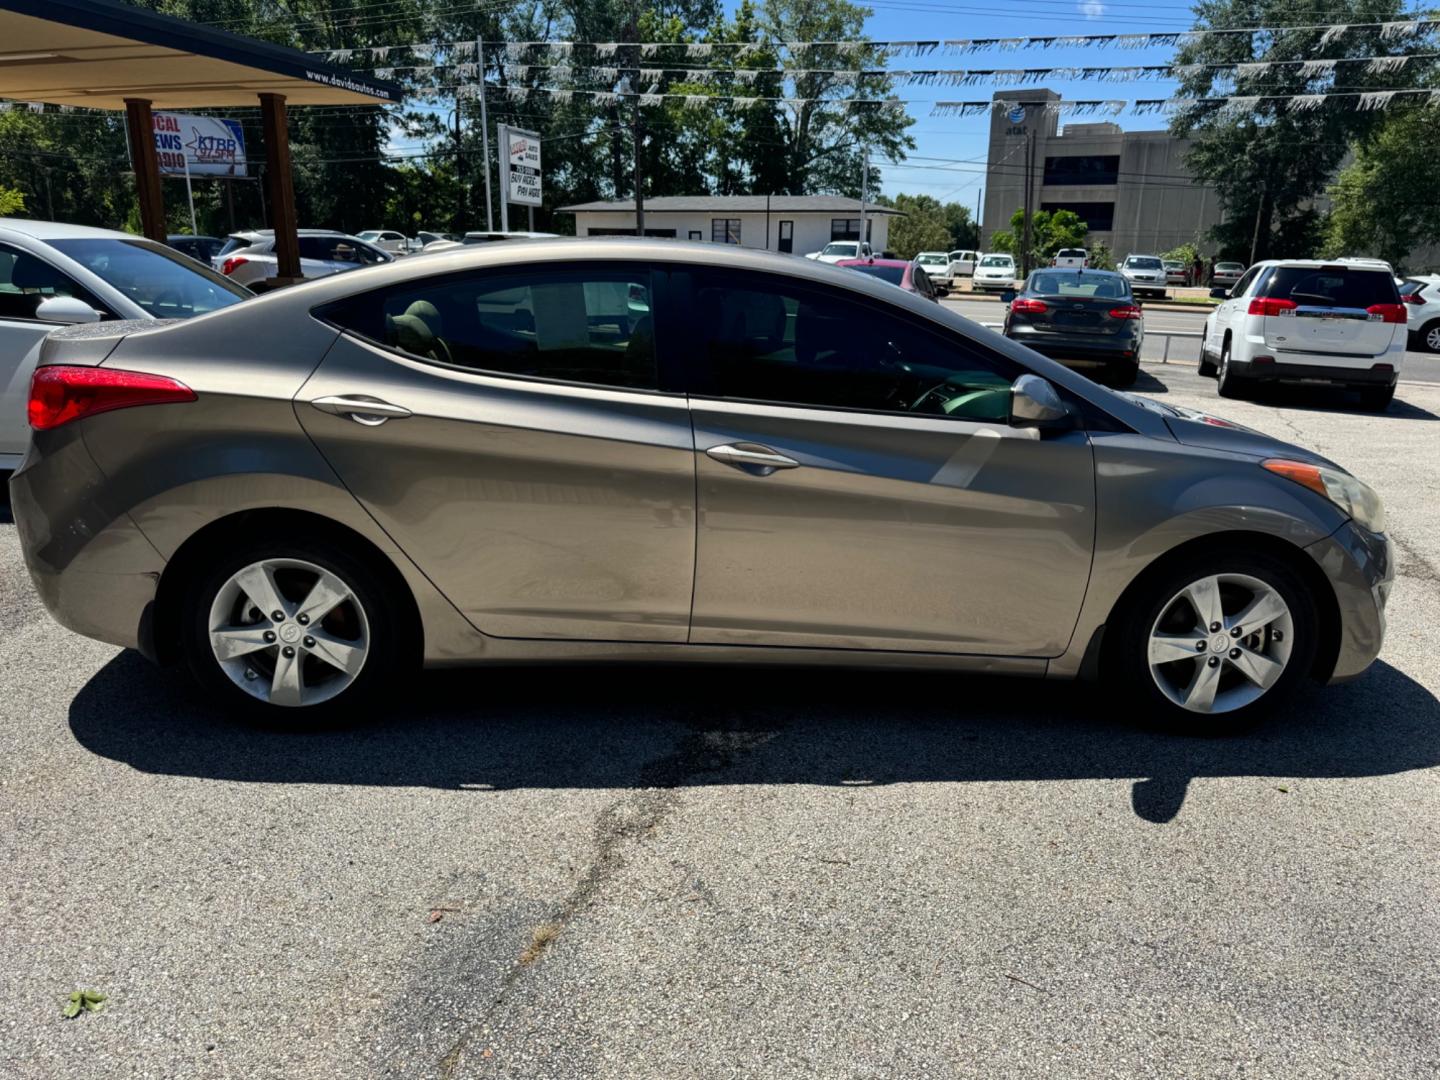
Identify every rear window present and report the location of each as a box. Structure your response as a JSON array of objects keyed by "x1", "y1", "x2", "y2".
[
  {"x1": 1029, "y1": 273, "x2": 1128, "y2": 299},
  {"x1": 217, "y1": 236, "x2": 256, "y2": 258},
  {"x1": 1056, "y1": 249, "x2": 1086, "y2": 258},
  {"x1": 846, "y1": 264, "x2": 906, "y2": 286},
  {"x1": 1259, "y1": 267, "x2": 1400, "y2": 309},
  {"x1": 916, "y1": 254, "x2": 947, "y2": 265}
]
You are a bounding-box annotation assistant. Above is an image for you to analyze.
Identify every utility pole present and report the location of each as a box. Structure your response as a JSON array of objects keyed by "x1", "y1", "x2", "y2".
[
  {"x1": 1021, "y1": 132, "x2": 1034, "y2": 278},
  {"x1": 454, "y1": 103, "x2": 465, "y2": 226},
  {"x1": 975, "y1": 187, "x2": 982, "y2": 250},
  {"x1": 1249, "y1": 181, "x2": 1267, "y2": 266},
  {"x1": 859, "y1": 145, "x2": 869, "y2": 251},
  {"x1": 477, "y1": 36, "x2": 494, "y2": 231},
  {"x1": 633, "y1": 100, "x2": 645, "y2": 236}
]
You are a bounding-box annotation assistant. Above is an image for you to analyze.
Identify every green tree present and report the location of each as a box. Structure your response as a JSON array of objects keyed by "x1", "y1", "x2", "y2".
[
  {"x1": 1323, "y1": 107, "x2": 1440, "y2": 270},
  {"x1": 1170, "y1": 0, "x2": 1428, "y2": 262},
  {"x1": 884, "y1": 193, "x2": 952, "y2": 259},
  {"x1": 987, "y1": 208, "x2": 1088, "y2": 267},
  {"x1": 943, "y1": 201, "x2": 978, "y2": 249},
  {"x1": 1088, "y1": 242, "x2": 1115, "y2": 271}
]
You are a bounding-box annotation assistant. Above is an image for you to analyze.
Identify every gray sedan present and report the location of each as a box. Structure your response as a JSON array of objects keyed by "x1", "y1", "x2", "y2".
[{"x1": 10, "y1": 239, "x2": 1392, "y2": 729}]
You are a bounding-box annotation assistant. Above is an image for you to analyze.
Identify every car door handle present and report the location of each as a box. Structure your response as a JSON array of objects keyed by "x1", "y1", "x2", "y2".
[
  {"x1": 705, "y1": 442, "x2": 800, "y2": 476},
  {"x1": 310, "y1": 395, "x2": 412, "y2": 426}
]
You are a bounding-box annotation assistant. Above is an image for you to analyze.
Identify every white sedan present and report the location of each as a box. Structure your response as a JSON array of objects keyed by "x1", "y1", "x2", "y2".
[
  {"x1": 971, "y1": 253, "x2": 1017, "y2": 292},
  {"x1": 0, "y1": 217, "x2": 251, "y2": 471},
  {"x1": 805, "y1": 240, "x2": 874, "y2": 264}
]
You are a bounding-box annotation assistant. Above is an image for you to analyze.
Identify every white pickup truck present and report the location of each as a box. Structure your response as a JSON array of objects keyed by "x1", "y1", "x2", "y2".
[{"x1": 1052, "y1": 247, "x2": 1089, "y2": 269}]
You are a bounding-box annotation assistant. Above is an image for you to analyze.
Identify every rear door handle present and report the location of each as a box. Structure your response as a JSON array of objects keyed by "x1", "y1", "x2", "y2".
[
  {"x1": 705, "y1": 442, "x2": 800, "y2": 476},
  {"x1": 310, "y1": 395, "x2": 412, "y2": 426}
]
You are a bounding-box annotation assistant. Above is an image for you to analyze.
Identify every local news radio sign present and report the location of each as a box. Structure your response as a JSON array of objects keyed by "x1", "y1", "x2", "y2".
[
  {"x1": 151, "y1": 112, "x2": 247, "y2": 177},
  {"x1": 500, "y1": 126, "x2": 542, "y2": 207}
]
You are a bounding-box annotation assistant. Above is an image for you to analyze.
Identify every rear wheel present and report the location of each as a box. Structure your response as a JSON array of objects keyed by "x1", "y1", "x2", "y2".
[
  {"x1": 181, "y1": 539, "x2": 410, "y2": 727},
  {"x1": 1357, "y1": 384, "x2": 1395, "y2": 412},
  {"x1": 1421, "y1": 320, "x2": 1440, "y2": 354},
  {"x1": 1215, "y1": 339, "x2": 1245, "y2": 399},
  {"x1": 1108, "y1": 360, "x2": 1139, "y2": 388},
  {"x1": 1111, "y1": 550, "x2": 1318, "y2": 732}
]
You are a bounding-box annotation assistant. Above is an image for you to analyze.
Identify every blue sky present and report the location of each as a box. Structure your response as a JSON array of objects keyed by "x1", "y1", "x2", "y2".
[{"x1": 843, "y1": 0, "x2": 1205, "y2": 202}]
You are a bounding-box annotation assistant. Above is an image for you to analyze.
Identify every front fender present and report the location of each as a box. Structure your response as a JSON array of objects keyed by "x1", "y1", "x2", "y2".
[{"x1": 1049, "y1": 432, "x2": 1348, "y2": 678}]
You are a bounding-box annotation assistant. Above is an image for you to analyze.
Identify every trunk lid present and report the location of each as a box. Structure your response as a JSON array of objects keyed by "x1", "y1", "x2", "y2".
[
  {"x1": 38, "y1": 319, "x2": 175, "y2": 368},
  {"x1": 1257, "y1": 265, "x2": 1402, "y2": 359}
]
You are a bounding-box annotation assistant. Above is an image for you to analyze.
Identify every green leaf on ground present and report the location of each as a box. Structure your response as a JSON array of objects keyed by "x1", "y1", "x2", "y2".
[{"x1": 62, "y1": 989, "x2": 106, "y2": 1018}]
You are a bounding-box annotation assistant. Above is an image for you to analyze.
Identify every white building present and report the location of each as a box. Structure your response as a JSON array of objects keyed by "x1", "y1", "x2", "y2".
[{"x1": 559, "y1": 195, "x2": 900, "y2": 256}]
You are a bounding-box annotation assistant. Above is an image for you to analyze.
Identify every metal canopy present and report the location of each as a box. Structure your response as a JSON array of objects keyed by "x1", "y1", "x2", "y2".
[{"x1": 0, "y1": 0, "x2": 399, "y2": 110}]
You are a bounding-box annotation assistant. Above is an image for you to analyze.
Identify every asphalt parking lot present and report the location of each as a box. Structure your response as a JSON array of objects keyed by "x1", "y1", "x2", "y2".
[{"x1": 3, "y1": 360, "x2": 1438, "y2": 1078}]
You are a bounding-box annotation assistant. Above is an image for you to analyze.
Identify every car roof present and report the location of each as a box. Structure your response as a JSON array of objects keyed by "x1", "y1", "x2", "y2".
[
  {"x1": 1252, "y1": 259, "x2": 1389, "y2": 270},
  {"x1": 1032, "y1": 267, "x2": 1123, "y2": 276},
  {"x1": 0, "y1": 217, "x2": 145, "y2": 241}
]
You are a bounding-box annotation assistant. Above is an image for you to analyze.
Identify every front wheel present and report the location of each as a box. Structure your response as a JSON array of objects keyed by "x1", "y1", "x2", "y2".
[
  {"x1": 1420, "y1": 320, "x2": 1440, "y2": 354},
  {"x1": 181, "y1": 539, "x2": 411, "y2": 727},
  {"x1": 1110, "y1": 551, "x2": 1318, "y2": 732}
]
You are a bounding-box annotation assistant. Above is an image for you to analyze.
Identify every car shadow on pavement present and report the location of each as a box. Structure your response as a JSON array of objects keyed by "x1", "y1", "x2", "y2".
[
  {"x1": 1246, "y1": 385, "x2": 1440, "y2": 421},
  {"x1": 0, "y1": 479, "x2": 12, "y2": 525},
  {"x1": 68, "y1": 652, "x2": 1440, "y2": 824}
]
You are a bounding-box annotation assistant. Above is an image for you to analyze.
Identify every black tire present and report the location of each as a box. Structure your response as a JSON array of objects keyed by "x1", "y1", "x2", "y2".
[
  {"x1": 1109, "y1": 547, "x2": 1319, "y2": 734},
  {"x1": 1419, "y1": 319, "x2": 1440, "y2": 354},
  {"x1": 1108, "y1": 360, "x2": 1139, "y2": 388},
  {"x1": 1197, "y1": 345, "x2": 1217, "y2": 378},
  {"x1": 1357, "y1": 384, "x2": 1395, "y2": 412},
  {"x1": 180, "y1": 537, "x2": 412, "y2": 728},
  {"x1": 1215, "y1": 338, "x2": 1245, "y2": 399}
]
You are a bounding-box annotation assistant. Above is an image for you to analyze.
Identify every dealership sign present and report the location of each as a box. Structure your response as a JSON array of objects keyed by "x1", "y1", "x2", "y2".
[
  {"x1": 151, "y1": 112, "x2": 247, "y2": 177},
  {"x1": 500, "y1": 125, "x2": 542, "y2": 207}
]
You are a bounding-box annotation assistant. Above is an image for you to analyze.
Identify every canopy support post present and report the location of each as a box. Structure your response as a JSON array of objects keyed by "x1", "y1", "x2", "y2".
[
  {"x1": 259, "y1": 92, "x2": 301, "y2": 281},
  {"x1": 124, "y1": 98, "x2": 166, "y2": 242}
]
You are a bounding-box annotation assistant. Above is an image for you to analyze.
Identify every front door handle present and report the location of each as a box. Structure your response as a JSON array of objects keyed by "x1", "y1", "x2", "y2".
[
  {"x1": 311, "y1": 395, "x2": 412, "y2": 427},
  {"x1": 705, "y1": 442, "x2": 800, "y2": 476}
]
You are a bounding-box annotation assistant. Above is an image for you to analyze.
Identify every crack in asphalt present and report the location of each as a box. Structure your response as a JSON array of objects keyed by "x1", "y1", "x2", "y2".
[{"x1": 435, "y1": 719, "x2": 782, "y2": 1078}]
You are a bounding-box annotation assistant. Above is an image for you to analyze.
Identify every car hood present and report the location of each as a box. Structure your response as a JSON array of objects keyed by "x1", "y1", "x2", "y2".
[{"x1": 1119, "y1": 393, "x2": 1345, "y2": 470}]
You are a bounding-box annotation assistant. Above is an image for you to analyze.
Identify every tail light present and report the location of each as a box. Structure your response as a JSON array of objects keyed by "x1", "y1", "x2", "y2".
[
  {"x1": 1108, "y1": 305, "x2": 1142, "y2": 320},
  {"x1": 1010, "y1": 298, "x2": 1048, "y2": 314},
  {"x1": 1248, "y1": 297, "x2": 1297, "y2": 317},
  {"x1": 1403, "y1": 292, "x2": 1425, "y2": 304},
  {"x1": 220, "y1": 255, "x2": 248, "y2": 276},
  {"x1": 1366, "y1": 303, "x2": 1407, "y2": 324},
  {"x1": 28, "y1": 365, "x2": 196, "y2": 431}
]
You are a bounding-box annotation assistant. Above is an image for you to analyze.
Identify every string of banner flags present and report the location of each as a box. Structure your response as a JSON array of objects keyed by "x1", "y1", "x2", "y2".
[
  {"x1": 317, "y1": 19, "x2": 1439, "y2": 63},
  {"x1": 362, "y1": 53, "x2": 1440, "y2": 85}
]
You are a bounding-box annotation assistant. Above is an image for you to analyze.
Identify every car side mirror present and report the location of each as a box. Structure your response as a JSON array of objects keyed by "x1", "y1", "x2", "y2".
[
  {"x1": 999, "y1": 289, "x2": 1016, "y2": 305},
  {"x1": 1209, "y1": 287, "x2": 1230, "y2": 299},
  {"x1": 1010, "y1": 374, "x2": 1072, "y2": 430},
  {"x1": 35, "y1": 296, "x2": 101, "y2": 325}
]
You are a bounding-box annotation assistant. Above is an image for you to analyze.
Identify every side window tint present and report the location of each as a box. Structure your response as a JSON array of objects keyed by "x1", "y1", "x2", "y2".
[
  {"x1": 322, "y1": 268, "x2": 659, "y2": 390},
  {"x1": 1231, "y1": 266, "x2": 1260, "y2": 296},
  {"x1": 691, "y1": 270, "x2": 1017, "y2": 422},
  {"x1": 0, "y1": 243, "x2": 106, "y2": 321}
]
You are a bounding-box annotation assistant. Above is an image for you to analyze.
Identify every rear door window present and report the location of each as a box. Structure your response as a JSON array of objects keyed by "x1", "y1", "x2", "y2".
[
  {"x1": 317, "y1": 266, "x2": 661, "y2": 391},
  {"x1": 1259, "y1": 267, "x2": 1399, "y2": 308}
]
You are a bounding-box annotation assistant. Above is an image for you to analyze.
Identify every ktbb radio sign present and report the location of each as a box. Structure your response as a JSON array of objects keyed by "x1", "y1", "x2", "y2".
[{"x1": 150, "y1": 112, "x2": 247, "y2": 177}]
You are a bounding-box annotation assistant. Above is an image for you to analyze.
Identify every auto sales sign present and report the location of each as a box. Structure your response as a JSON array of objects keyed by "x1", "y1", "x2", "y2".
[
  {"x1": 151, "y1": 112, "x2": 247, "y2": 177},
  {"x1": 501, "y1": 126, "x2": 542, "y2": 207}
]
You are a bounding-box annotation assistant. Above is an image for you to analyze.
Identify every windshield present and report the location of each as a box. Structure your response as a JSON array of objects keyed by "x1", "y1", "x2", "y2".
[
  {"x1": 821, "y1": 243, "x2": 858, "y2": 256},
  {"x1": 357, "y1": 231, "x2": 381, "y2": 242},
  {"x1": 1029, "y1": 272, "x2": 1128, "y2": 299},
  {"x1": 1216, "y1": 262, "x2": 1244, "y2": 272},
  {"x1": 979, "y1": 255, "x2": 1013, "y2": 267},
  {"x1": 50, "y1": 238, "x2": 250, "y2": 318},
  {"x1": 1259, "y1": 267, "x2": 1399, "y2": 309},
  {"x1": 846, "y1": 264, "x2": 906, "y2": 285},
  {"x1": 1126, "y1": 257, "x2": 1163, "y2": 270},
  {"x1": 916, "y1": 254, "x2": 947, "y2": 265}
]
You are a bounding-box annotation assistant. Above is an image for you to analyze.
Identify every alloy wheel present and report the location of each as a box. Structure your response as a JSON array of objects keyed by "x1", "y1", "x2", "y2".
[
  {"x1": 1147, "y1": 572, "x2": 1294, "y2": 714},
  {"x1": 207, "y1": 558, "x2": 370, "y2": 708},
  {"x1": 1427, "y1": 324, "x2": 1440, "y2": 352}
]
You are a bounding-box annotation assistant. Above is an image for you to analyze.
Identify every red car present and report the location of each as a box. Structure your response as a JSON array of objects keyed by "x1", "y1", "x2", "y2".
[{"x1": 834, "y1": 257, "x2": 940, "y2": 302}]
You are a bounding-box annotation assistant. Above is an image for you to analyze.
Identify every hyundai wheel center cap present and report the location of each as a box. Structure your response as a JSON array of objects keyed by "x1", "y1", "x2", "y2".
[{"x1": 279, "y1": 622, "x2": 302, "y2": 644}]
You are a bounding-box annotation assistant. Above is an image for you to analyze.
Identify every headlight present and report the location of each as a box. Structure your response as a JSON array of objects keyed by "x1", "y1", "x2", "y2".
[{"x1": 1264, "y1": 459, "x2": 1386, "y2": 533}]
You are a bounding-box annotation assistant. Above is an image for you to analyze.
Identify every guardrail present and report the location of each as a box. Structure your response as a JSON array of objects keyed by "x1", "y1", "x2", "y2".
[{"x1": 979, "y1": 323, "x2": 1204, "y2": 363}]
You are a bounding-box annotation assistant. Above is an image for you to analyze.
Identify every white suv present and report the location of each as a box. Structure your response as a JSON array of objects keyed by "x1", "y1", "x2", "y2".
[
  {"x1": 1200, "y1": 259, "x2": 1407, "y2": 410},
  {"x1": 1400, "y1": 275, "x2": 1440, "y2": 353}
]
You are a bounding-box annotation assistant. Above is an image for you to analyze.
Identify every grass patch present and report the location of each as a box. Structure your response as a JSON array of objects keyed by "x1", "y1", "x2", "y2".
[{"x1": 519, "y1": 922, "x2": 562, "y2": 965}]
